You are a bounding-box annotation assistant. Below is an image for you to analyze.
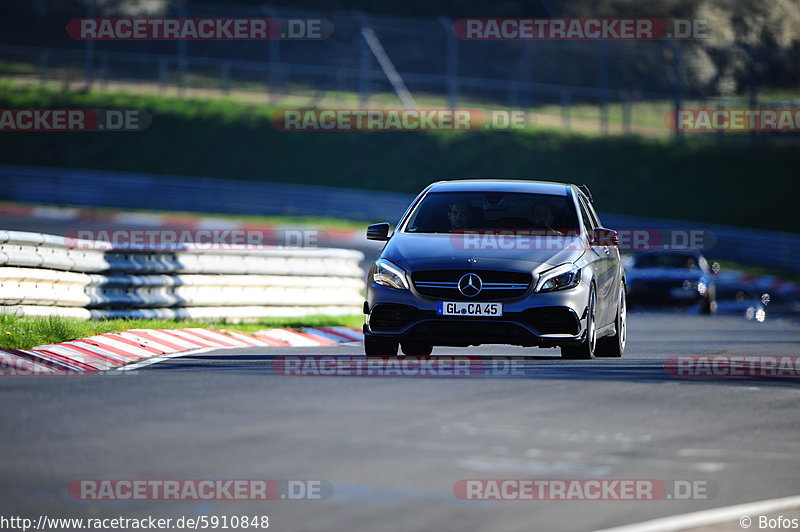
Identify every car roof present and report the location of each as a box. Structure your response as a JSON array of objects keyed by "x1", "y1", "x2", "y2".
[{"x1": 426, "y1": 179, "x2": 573, "y2": 196}]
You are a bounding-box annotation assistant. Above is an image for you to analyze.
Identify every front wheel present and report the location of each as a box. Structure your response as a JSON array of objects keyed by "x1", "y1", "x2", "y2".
[
  {"x1": 364, "y1": 335, "x2": 399, "y2": 357},
  {"x1": 561, "y1": 285, "x2": 596, "y2": 360},
  {"x1": 596, "y1": 282, "x2": 626, "y2": 357}
]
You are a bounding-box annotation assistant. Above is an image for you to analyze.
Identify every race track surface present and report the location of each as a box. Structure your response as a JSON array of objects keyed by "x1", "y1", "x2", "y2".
[{"x1": 2, "y1": 313, "x2": 800, "y2": 531}]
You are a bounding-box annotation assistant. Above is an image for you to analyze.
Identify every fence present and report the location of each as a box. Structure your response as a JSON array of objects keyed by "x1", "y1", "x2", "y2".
[
  {"x1": 0, "y1": 229, "x2": 365, "y2": 320},
  {"x1": 0, "y1": 0, "x2": 767, "y2": 139},
  {"x1": 5, "y1": 0, "x2": 798, "y2": 140}
]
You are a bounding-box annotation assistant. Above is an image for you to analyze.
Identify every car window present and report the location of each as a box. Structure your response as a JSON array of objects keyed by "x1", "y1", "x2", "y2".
[
  {"x1": 403, "y1": 191, "x2": 579, "y2": 233},
  {"x1": 577, "y1": 195, "x2": 596, "y2": 231},
  {"x1": 583, "y1": 196, "x2": 603, "y2": 227}
]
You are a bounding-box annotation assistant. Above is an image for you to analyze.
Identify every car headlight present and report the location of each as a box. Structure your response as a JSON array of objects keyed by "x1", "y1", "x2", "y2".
[
  {"x1": 373, "y1": 259, "x2": 410, "y2": 290},
  {"x1": 535, "y1": 263, "x2": 581, "y2": 293}
]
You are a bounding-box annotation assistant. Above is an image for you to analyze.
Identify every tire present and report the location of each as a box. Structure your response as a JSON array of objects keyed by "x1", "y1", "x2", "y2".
[
  {"x1": 364, "y1": 335, "x2": 399, "y2": 357},
  {"x1": 400, "y1": 341, "x2": 433, "y2": 357},
  {"x1": 561, "y1": 285, "x2": 597, "y2": 360},
  {"x1": 596, "y1": 282, "x2": 626, "y2": 358}
]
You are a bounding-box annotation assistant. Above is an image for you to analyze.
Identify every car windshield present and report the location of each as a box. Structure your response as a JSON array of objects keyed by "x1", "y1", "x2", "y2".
[
  {"x1": 404, "y1": 191, "x2": 579, "y2": 234},
  {"x1": 635, "y1": 253, "x2": 700, "y2": 270}
]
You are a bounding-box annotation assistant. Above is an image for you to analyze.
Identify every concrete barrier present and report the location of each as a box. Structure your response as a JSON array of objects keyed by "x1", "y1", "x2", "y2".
[{"x1": 0, "y1": 231, "x2": 365, "y2": 321}]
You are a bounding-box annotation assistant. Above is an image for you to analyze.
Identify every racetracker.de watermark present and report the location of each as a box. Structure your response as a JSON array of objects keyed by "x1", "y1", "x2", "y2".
[
  {"x1": 666, "y1": 109, "x2": 800, "y2": 131},
  {"x1": 665, "y1": 356, "x2": 800, "y2": 378},
  {"x1": 67, "y1": 18, "x2": 333, "y2": 40},
  {"x1": 448, "y1": 229, "x2": 715, "y2": 252},
  {"x1": 270, "y1": 109, "x2": 535, "y2": 131},
  {"x1": 0, "y1": 109, "x2": 150, "y2": 132},
  {"x1": 271, "y1": 356, "x2": 526, "y2": 377},
  {"x1": 64, "y1": 229, "x2": 319, "y2": 250},
  {"x1": 453, "y1": 18, "x2": 708, "y2": 40},
  {"x1": 0, "y1": 361, "x2": 138, "y2": 377},
  {"x1": 453, "y1": 479, "x2": 717, "y2": 501},
  {"x1": 67, "y1": 479, "x2": 332, "y2": 500}
]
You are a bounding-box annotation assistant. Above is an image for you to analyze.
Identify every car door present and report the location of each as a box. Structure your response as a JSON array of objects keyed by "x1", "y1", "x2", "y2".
[{"x1": 578, "y1": 195, "x2": 619, "y2": 327}]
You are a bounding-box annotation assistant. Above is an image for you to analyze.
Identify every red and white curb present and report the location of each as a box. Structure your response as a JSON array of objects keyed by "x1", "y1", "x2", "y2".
[
  {"x1": 0, "y1": 203, "x2": 363, "y2": 243},
  {"x1": 0, "y1": 326, "x2": 363, "y2": 375}
]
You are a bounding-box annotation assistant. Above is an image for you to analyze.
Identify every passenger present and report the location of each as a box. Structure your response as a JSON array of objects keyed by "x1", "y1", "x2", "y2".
[{"x1": 531, "y1": 202, "x2": 560, "y2": 233}]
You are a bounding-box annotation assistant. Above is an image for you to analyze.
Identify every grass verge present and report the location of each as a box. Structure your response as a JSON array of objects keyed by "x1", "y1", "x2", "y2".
[
  {"x1": 0, "y1": 314, "x2": 363, "y2": 351},
  {"x1": 0, "y1": 80, "x2": 798, "y2": 233},
  {"x1": 0, "y1": 200, "x2": 367, "y2": 231}
]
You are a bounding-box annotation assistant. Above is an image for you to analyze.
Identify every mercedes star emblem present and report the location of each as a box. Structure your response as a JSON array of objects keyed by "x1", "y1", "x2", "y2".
[{"x1": 458, "y1": 273, "x2": 483, "y2": 297}]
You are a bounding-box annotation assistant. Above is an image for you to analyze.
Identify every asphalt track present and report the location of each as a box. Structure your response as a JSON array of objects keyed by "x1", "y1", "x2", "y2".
[
  {"x1": 2, "y1": 214, "x2": 800, "y2": 530},
  {"x1": 2, "y1": 313, "x2": 800, "y2": 531}
]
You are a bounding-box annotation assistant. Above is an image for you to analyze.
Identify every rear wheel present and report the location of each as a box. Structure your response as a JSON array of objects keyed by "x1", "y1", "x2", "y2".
[
  {"x1": 400, "y1": 341, "x2": 433, "y2": 357},
  {"x1": 596, "y1": 282, "x2": 626, "y2": 357},
  {"x1": 561, "y1": 285, "x2": 597, "y2": 360},
  {"x1": 364, "y1": 335, "x2": 399, "y2": 357}
]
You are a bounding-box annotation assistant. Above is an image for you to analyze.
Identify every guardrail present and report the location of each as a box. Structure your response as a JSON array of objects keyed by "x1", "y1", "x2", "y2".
[
  {"x1": 0, "y1": 230, "x2": 365, "y2": 321},
  {"x1": 0, "y1": 164, "x2": 412, "y2": 223}
]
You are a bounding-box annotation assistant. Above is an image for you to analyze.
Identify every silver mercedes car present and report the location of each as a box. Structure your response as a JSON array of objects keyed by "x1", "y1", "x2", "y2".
[{"x1": 363, "y1": 179, "x2": 626, "y2": 359}]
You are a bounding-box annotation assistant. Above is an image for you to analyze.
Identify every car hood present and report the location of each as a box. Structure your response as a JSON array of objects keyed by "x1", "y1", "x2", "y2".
[{"x1": 381, "y1": 232, "x2": 585, "y2": 274}]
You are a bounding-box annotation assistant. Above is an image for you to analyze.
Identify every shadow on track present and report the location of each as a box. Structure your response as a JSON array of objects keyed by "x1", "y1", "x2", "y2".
[{"x1": 140, "y1": 352, "x2": 800, "y2": 389}]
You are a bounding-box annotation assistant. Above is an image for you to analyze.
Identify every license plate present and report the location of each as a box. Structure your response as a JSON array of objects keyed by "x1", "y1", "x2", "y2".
[{"x1": 437, "y1": 301, "x2": 503, "y2": 317}]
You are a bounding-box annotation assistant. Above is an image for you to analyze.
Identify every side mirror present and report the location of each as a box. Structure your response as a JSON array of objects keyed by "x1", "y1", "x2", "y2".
[
  {"x1": 591, "y1": 227, "x2": 619, "y2": 247},
  {"x1": 366, "y1": 222, "x2": 391, "y2": 241}
]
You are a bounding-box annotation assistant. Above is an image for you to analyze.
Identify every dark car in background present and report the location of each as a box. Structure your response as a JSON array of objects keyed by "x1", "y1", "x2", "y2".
[
  {"x1": 627, "y1": 250, "x2": 717, "y2": 314},
  {"x1": 363, "y1": 180, "x2": 627, "y2": 359}
]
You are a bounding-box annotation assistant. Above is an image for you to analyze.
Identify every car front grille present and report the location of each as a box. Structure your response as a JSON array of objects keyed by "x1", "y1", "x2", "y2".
[{"x1": 411, "y1": 270, "x2": 532, "y2": 300}]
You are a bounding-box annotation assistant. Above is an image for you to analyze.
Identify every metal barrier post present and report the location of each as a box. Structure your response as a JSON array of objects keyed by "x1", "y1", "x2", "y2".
[
  {"x1": 438, "y1": 17, "x2": 459, "y2": 110},
  {"x1": 597, "y1": 41, "x2": 609, "y2": 134},
  {"x1": 39, "y1": 50, "x2": 48, "y2": 85},
  {"x1": 262, "y1": 6, "x2": 281, "y2": 104},
  {"x1": 357, "y1": 19, "x2": 370, "y2": 107},
  {"x1": 173, "y1": 0, "x2": 188, "y2": 96},
  {"x1": 221, "y1": 62, "x2": 231, "y2": 95},
  {"x1": 561, "y1": 91, "x2": 571, "y2": 130},
  {"x1": 83, "y1": 0, "x2": 96, "y2": 89}
]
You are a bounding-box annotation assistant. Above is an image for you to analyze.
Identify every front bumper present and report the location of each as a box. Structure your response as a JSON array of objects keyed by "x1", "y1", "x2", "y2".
[{"x1": 365, "y1": 281, "x2": 590, "y2": 347}]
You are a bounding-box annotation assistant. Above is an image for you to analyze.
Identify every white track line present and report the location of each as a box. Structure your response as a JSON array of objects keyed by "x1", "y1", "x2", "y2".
[
  {"x1": 117, "y1": 347, "x2": 218, "y2": 371},
  {"x1": 594, "y1": 494, "x2": 800, "y2": 532}
]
